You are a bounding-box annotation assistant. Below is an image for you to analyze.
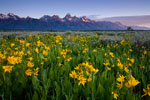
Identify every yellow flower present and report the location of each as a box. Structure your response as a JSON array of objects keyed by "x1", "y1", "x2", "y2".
[
  {"x1": 93, "y1": 49, "x2": 97, "y2": 52},
  {"x1": 142, "y1": 84, "x2": 150, "y2": 97},
  {"x1": 26, "y1": 43, "x2": 30, "y2": 47},
  {"x1": 124, "y1": 66, "x2": 129, "y2": 73},
  {"x1": 44, "y1": 58, "x2": 47, "y2": 61},
  {"x1": 125, "y1": 75, "x2": 140, "y2": 88},
  {"x1": 112, "y1": 90, "x2": 118, "y2": 99},
  {"x1": 94, "y1": 69, "x2": 99, "y2": 73},
  {"x1": 33, "y1": 67, "x2": 39, "y2": 76},
  {"x1": 117, "y1": 75, "x2": 125, "y2": 83},
  {"x1": 129, "y1": 49, "x2": 133, "y2": 52},
  {"x1": 41, "y1": 62, "x2": 44, "y2": 65},
  {"x1": 103, "y1": 60, "x2": 110, "y2": 66},
  {"x1": 35, "y1": 48, "x2": 39, "y2": 53},
  {"x1": 58, "y1": 63, "x2": 62, "y2": 67},
  {"x1": 28, "y1": 57, "x2": 33, "y2": 61},
  {"x1": 19, "y1": 51, "x2": 24, "y2": 56},
  {"x1": 78, "y1": 76, "x2": 86, "y2": 86},
  {"x1": 0, "y1": 52, "x2": 6, "y2": 59},
  {"x1": 87, "y1": 78, "x2": 92, "y2": 82},
  {"x1": 144, "y1": 50, "x2": 147, "y2": 55},
  {"x1": 56, "y1": 56, "x2": 60, "y2": 59},
  {"x1": 25, "y1": 69, "x2": 32, "y2": 76},
  {"x1": 104, "y1": 53, "x2": 108, "y2": 57},
  {"x1": 75, "y1": 66, "x2": 80, "y2": 70},
  {"x1": 15, "y1": 57, "x2": 22, "y2": 64},
  {"x1": 43, "y1": 50, "x2": 48, "y2": 56},
  {"x1": 66, "y1": 57, "x2": 72, "y2": 62},
  {"x1": 7, "y1": 56, "x2": 16, "y2": 65},
  {"x1": 130, "y1": 58, "x2": 134, "y2": 63},
  {"x1": 27, "y1": 51, "x2": 31, "y2": 55},
  {"x1": 117, "y1": 82, "x2": 123, "y2": 89},
  {"x1": 112, "y1": 64, "x2": 115, "y2": 68},
  {"x1": 83, "y1": 48, "x2": 87, "y2": 53},
  {"x1": 109, "y1": 52, "x2": 114, "y2": 58},
  {"x1": 117, "y1": 62, "x2": 123, "y2": 69},
  {"x1": 106, "y1": 67, "x2": 111, "y2": 70},
  {"x1": 3, "y1": 66, "x2": 14, "y2": 73},
  {"x1": 27, "y1": 61, "x2": 34, "y2": 67},
  {"x1": 11, "y1": 43, "x2": 15, "y2": 47},
  {"x1": 120, "y1": 40, "x2": 125, "y2": 45},
  {"x1": 69, "y1": 70, "x2": 78, "y2": 79}
]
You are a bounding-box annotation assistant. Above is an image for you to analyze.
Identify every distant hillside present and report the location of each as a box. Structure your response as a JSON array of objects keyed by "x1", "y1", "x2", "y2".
[
  {"x1": 98, "y1": 15, "x2": 150, "y2": 29},
  {"x1": 0, "y1": 13, "x2": 149, "y2": 30}
]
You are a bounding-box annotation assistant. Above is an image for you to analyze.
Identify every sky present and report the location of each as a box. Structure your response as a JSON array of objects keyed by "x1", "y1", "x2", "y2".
[{"x1": 0, "y1": 0, "x2": 150, "y2": 18}]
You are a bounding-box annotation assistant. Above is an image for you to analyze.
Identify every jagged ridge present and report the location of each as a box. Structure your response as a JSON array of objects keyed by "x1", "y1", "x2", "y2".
[{"x1": 0, "y1": 13, "x2": 129, "y2": 30}]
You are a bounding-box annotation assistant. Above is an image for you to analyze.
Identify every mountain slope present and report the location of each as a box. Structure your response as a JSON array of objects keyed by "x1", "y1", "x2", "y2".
[{"x1": 0, "y1": 13, "x2": 148, "y2": 30}]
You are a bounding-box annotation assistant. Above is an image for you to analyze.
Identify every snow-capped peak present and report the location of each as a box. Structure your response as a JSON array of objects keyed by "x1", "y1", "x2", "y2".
[
  {"x1": 0, "y1": 14, "x2": 9, "y2": 19},
  {"x1": 81, "y1": 16, "x2": 91, "y2": 22},
  {"x1": 63, "y1": 13, "x2": 72, "y2": 21},
  {"x1": 7, "y1": 13, "x2": 19, "y2": 20}
]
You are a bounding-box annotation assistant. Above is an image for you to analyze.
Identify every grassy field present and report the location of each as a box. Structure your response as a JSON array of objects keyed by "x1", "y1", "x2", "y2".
[
  {"x1": 1, "y1": 30, "x2": 150, "y2": 44},
  {"x1": 0, "y1": 31, "x2": 150, "y2": 100}
]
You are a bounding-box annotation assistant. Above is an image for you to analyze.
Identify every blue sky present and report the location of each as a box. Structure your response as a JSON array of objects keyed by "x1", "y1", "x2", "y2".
[{"x1": 0, "y1": 0, "x2": 150, "y2": 18}]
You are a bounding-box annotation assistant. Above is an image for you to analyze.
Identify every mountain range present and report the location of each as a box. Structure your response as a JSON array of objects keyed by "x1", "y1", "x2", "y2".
[{"x1": 0, "y1": 13, "x2": 149, "y2": 30}]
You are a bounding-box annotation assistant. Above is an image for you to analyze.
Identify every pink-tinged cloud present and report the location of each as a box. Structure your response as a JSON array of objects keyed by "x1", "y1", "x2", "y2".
[{"x1": 88, "y1": 15, "x2": 150, "y2": 28}]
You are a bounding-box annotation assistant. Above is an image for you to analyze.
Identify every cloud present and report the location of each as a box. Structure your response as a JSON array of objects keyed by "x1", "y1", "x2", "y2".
[
  {"x1": 99, "y1": 15, "x2": 150, "y2": 28},
  {"x1": 87, "y1": 15, "x2": 150, "y2": 28},
  {"x1": 87, "y1": 15, "x2": 102, "y2": 21}
]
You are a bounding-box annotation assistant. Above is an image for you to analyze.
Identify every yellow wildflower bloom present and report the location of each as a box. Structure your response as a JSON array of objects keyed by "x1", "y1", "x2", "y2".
[
  {"x1": 11, "y1": 43, "x2": 15, "y2": 47},
  {"x1": 35, "y1": 48, "x2": 39, "y2": 53},
  {"x1": 66, "y1": 57, "x2": 72, "y2": 62},
  {"x1": 117, "y1": 75, "x2": 125, "y2": 83},
  {"x1": 58, "y1": 63, "x2": 62, "y2": 67},
  {"x1": 117, "y1": 62, "x2": 123, "y2": 69},
  {"x1": 93, "y1": 49, "x2": 97, "y2": 52},
  {"x1": 15, "y1": 57, "x2": 22, "y2": 64},
  {"x1": 45, "y1": 58, "x2": 47, "y2": 61},
  {"x1": 43, "y1": 50, "x2": 48, "y2": 56},
  {"x1": 19, "y1": 51, "x2": 24, "y2": 56},
  {"x1": 33, "y1": 67, "x2": 39, "y2": 76},
  {"x1": 7, "y1": 56, "x2": 16, "y2": 65},
  {"x1": 27, "y1": 51, "x2": 31, "y2": 55},
  {"x1": 144, "y1": 50, "x2": 147, "y2": 55},
  {"x1": 26, "y1": 43, "x2": 30, "y2": 47},
  {"x1": 78, "y1": 76, "x2": 86, "y2": 86},
  {"x1": 87, "y1": 78, "x2": 92, "y2": 82},
  {"x1": 125, "y1": 75, "x2": 140, "y2": 88},
  {"x1": 117, "y1": 82, "x2": 123, "y2": 89},
  {"x1": 109, "y1": 52, "x2": 114, "y2": 58},
  {"x1": 3, "y1": 66, "x2": 14, "y2": 73},
  {"x1": 27, "y1": 61, "x2": 34, "y2": 67},
  {"x1": 142, "y1": 84, "x2": 150, "y2": 97},
  {"x1": 28, "y1": 57, "x2": 33, "y2": 61},
  {"x1": 112, "y1": 90, "x2": 118, "y2": 99},
  {"x1": 69, "y1": 70, "x2": 78, "y2": 79},
  {"x1": 124, "y1": 66, "x2": 129, "y2": 73},
  {"x1": 106, "y1": 67, "x2": 111, "y2": 70},
  {"x1": 130, "y1": 58, "x2": 134, "y2": 63},
  {"x1": 25, "y1": 69, "x2": 32, "y2": 76}
]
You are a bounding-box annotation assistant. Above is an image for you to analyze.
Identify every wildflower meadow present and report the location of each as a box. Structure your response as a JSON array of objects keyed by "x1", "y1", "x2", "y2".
[{"x1": 0, "y1": 34, "x2": 149, "y2": 100}]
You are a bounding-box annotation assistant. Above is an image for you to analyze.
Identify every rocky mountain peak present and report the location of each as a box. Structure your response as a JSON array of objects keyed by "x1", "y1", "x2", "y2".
[
  {"x1": 81, "y1": 16, "x2": 91, "y2": 22},
  {"x1": 63, "y1": 13, "x2": 72, "y2": 21}
]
